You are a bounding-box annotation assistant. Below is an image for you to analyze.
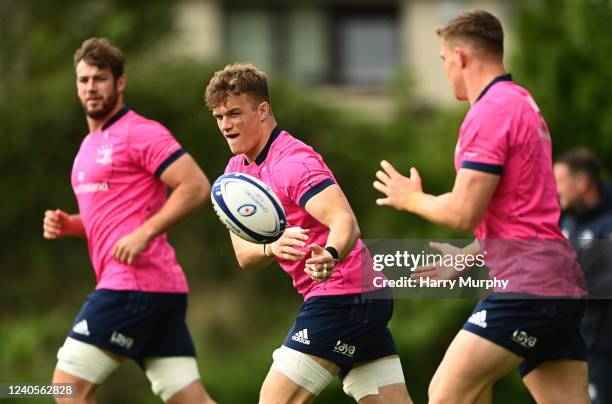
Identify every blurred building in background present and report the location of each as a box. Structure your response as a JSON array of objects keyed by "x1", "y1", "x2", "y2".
[{"x1": 162, "y1": 0, "x2": 512, "y2": 112}]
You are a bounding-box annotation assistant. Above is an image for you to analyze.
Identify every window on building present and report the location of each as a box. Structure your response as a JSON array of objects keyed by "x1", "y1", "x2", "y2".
[
  {"x1": 224, "y1": 3, "x2": 400, "y2": 88},
  {"x1": 330, "y1": 7, "x2": 399, "y2": 86}
]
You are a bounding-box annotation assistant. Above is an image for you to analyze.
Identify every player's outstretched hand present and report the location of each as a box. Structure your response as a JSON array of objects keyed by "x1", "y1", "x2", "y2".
[
  {"x1": 305, "y1": 243, "x2": 335, "y2": 283},
  {"x1": 112, "y1": 228, "x2": 151, "y2": 265},
  {"x1": 411, "y1": 242, "x2": 464, "y2": 283},
  {"x1": 43, "y1": 209, "x2": 79, "y2": 239},
  {"x1": 373, "y1": 160, "x2": 422, "y2": 211},
  {"x1": 269, "y1": 227, "x2": 309, "y2": 261}
]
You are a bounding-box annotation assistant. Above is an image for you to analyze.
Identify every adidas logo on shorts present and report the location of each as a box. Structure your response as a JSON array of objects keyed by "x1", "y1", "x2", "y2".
[
  {"x1": 333, "y1": 340, "x2": 356, "y2": 357},
  {"x1": 291, "y1": 329, "x2": 311, "y2": 345},
  {"x1": 72, "y1": 319, "x2": 90, "y2": 336},
  {"x1": 467, "y1": 310, "x2": 488, "y2": 328}
]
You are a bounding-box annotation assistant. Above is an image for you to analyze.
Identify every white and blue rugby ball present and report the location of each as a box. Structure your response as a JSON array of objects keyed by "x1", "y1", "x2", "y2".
[{"x1": 211, "y1": 173, "x2": 286, "y2": 244}]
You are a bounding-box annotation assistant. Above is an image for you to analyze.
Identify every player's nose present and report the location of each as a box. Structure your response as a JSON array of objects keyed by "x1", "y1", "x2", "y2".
[{"x1": 220, "y1": 116, "x2": 232, "y2": 131}]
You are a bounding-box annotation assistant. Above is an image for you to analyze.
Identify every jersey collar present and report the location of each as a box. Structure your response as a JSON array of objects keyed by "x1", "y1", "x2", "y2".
[
  {"x1": 476, "y1": 74, "x2": 513, "y2": 102},
  {"x1": 246, "y1": 126, "x2": 282, "y2": 166},
  {"x1": 101, "y1": 106, "x2": 130, "y2": 131}
]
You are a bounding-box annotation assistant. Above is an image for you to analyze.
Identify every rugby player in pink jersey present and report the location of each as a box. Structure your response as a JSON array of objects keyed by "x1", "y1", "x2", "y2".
[
  {"x1": 205, "y1": 64, "x2": 411, "y2": 403},
  {"x1": 42, "y1": 38, "x2": 216, "y2": 404},
  {"x1": 373, "y1": 10, "x2": 589, "y2": 404}
]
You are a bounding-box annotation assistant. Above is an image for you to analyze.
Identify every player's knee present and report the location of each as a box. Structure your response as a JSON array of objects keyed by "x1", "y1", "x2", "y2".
[
  {"x1": 259, "y1": 377, "x2": 284, "y2": 404},
  {"x1": 52, "y1": 377, "x2": 95, "y2": 404},
  {"x1": 144, "y1": 356, "x2": 200, "y2": 402},
  {"x1": 427, "y1": 393, "x2": 451, "y2": 404},
  {"x1": 259, "y1": 386, "x2": 310, "y2": 404},
  {"x1": 342, "y1": 356, "x2": 406, "y2": 402},
  {"x1": 267, "y1": 346, "x2": 333, "y2": 399},
  {"x1": 427, "y1": 377, "x2": 458, "y2": 404},
  {"x1": 166, "y1": 379, "x2": 216, "y2": 404},
  {"x1": 55, "y1": 337, "x2": 120, "y2": 385},
  {"x1": 428, "y1": 381, "x2": 481, "y2": 404}
]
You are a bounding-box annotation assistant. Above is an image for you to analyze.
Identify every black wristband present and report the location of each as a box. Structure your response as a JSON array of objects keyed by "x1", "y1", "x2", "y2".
[{"x1": 324, "y1": 246, "x2": 340, "y2": 261}]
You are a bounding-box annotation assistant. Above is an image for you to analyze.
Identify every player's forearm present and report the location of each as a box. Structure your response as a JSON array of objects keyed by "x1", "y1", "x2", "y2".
[
  {"x1": 325, "y1": 211, "x2": 361, "y2": 260},
  {"x1": 234, "y1": 242, "x2": 275, "y2": 270},
  {"x1": 407, "y1": 192, "x2": 480, "y2": 231},
  {"x1": 230, "y1": 231, "x2": 275, "y2": 270},
  {"x1": 139, "y1": 181, "x2": 209, "y2": 241},
  {"x1": 65, "y1": 214, "x2": 86, "y2": 237}
]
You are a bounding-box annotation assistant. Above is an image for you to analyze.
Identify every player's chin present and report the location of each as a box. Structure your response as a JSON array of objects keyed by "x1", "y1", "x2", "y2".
[
  {"x1": 455, "y1": 93, "x2": 469, "y2": 102},
  {"x1": 86, "y1": 107, "x2": 108, "y2": 120},
  {"x1": 227, "y1": 143, "x2": 243, "y2": 155}
]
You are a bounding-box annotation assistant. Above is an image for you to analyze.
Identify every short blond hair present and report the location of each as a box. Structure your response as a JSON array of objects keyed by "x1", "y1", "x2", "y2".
[
  {"x1": 436, "y1": 10, "x2": 504, "y2": 57},
  {"x1": 205, "y1": 63, "x2": 270, "y2": 109}
]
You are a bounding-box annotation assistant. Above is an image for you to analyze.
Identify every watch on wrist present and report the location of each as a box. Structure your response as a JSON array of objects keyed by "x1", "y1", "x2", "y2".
[{"x1": 324, "y1": 246, "x2": 340, "y2": 262}]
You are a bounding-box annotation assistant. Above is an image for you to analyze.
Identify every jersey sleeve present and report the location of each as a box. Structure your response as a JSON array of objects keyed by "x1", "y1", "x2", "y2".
[
  {"x1": 273, "y1": 148, "x2": 335, "y2": 207},
  {"x1": 459, "y1": 101, "x2": 510, "y2": 175},
  {"x1": 128, "y1": 121, "x2": 185, "y2": 177}
]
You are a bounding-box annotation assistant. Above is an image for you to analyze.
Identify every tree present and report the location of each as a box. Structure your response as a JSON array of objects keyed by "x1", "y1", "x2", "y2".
[{"x1": 511, "y1": 0, "x2": 612, "y2": 172}]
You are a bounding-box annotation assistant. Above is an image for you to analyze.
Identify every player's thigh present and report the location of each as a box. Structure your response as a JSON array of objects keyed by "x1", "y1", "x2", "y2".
[
  {"x1": 165, "y1": 379, "x2": 216, "y2": 404},
  {"x1": 141, "y1": 294, "x2": 196, "y2": 359},
  {"x1": 142, "y1": 296, "x2": 207, "y2": 403},
  {"x1": 260, "y1": 348, "x2": 339, "y2": 404},
  {"x1": 522, "y1": 359, "x2": 589, "y2": 404},
  {"x1": 144, "y1": 356, "x2": 207, "y2": 403},
  {"x1": 53, "y1": 368, "x2": 98, "y2": 403},
  {"x1": 359, "y1": 384, "x2": 411, "y2": 404},
  {"x1": 53, "y1": 342, "x2": 123, "y2": 402},
  {"x1": 346, "y1": 355, "x2": 411, "y2": 404},
  {"x1": 54, "y1": 339, "x2": 123, "y2": 384},
  {"x1": 260, "y1": 370, "x2": 316, "y2": 404},
  {"x1": 66, "y1": 290, "x2": 165, "y2": 362},
  {"x1": 429, "y1": 330, "x2": 522, "y2": 403}
]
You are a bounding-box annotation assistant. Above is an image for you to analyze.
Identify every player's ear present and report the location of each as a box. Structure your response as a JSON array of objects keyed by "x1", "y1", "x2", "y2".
[
  {"x1": 257, "y1": 101, "x2": 270, "y2": 121},
  {"x1": 116, "y1": 74, "x2": 126, "y2": 93},
  {"x1": 456, "y1": 48, "x2": 467, "y2": 69}
]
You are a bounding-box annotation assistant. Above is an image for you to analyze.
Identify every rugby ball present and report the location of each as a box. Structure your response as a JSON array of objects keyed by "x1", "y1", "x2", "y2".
[{"x1": 211, "y1": 173, "x2": 286, "y2": 244}]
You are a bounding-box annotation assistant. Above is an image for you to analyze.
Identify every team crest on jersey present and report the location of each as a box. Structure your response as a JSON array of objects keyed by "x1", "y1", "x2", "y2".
[{"x1": 96, "y1": 144, "x2": 114, "y2": 165}]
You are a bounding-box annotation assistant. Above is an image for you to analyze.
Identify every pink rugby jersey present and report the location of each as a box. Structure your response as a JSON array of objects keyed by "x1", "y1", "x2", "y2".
[
  {"x1": 455, "y1": 75, "x2": 585, "y2": 296},
  {"x1": 225, "y1": 128, "x2": 373, "y2": 300},
  {"x1": 71, "y1": 107, "x2": 189, "y2": 292}
]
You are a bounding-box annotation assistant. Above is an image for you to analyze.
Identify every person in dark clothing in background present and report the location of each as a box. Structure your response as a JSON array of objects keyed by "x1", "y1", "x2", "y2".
[{"x1": 555, "y1": 148, "x2": 612, "y2": 404}]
